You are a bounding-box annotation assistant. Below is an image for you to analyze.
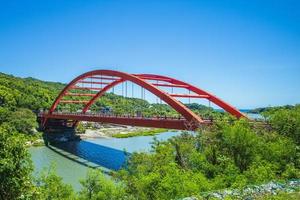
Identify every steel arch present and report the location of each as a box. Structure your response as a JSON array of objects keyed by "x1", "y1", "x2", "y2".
[{"x1": 45, "y1": 70, "x2": 246, "y2": 128}]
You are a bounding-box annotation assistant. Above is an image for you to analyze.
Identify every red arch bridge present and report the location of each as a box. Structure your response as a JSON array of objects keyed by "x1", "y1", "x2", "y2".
[{"x1": 40, "y1": 70, "x2": 247, "y2": 131}]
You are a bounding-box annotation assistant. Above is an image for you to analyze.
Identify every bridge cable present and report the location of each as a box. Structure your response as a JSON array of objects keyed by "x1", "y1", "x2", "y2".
[
  {"x1": 132, "y1": 82, "x2": 134, "y2": 98},
  {"x1": 90, "y1": 76, "x2": 92, "y2": 95},
  {"x1": 122, "y1": 82, "x2": 124, "y2": 97},
  {"x1": 125, "y1": 81, "x2": 128, "y2": 98},
  {"x1": 100, "y1": 73, "x2": 102, "y2": 91},
  {"x1": 156, "y1": 80, "x2": 159, "y2": 104}
]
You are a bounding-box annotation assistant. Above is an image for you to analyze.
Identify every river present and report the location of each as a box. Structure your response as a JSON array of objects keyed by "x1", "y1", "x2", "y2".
[{"x1": 29, "y1": 131, "x2": 182, "y2": 190}]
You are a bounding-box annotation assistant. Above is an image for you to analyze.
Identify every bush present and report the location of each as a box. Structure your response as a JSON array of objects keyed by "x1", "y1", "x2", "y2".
[
  {"x1": 79, "y1": 169, "x2": 129, "y2": 200},
  {"x1": 35, "y1": 164, "x2": 75, "y2": 200},
  {"x1": 264, "y1": 105, "x2": 300, "y2": 144},
  {"x1": 0, "y1": 124, "x2": 35, "y2": 199},
  {"x1": 7, "y1": 108, "x2": 38, "y2": 135}
]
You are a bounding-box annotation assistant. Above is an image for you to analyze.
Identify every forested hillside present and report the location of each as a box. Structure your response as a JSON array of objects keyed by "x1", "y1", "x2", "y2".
[
  {"x1": 249, "y1": 105, "x2": 296, "y2": 114},
  {"x1": 0, "y1": 72, "x2": 65, "y2": 110}
]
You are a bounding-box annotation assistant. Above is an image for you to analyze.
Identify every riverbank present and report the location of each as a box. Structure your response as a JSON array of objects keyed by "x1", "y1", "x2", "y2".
[
  {"x1": 112, "y1": 128, "x2": 168, "y2": 138},
  {"x1": 26, "y1": 124, "x2": 170, "y2": 146},
  {"x1": 77, "y1": 123, "x2": 169, "y2": 139}
]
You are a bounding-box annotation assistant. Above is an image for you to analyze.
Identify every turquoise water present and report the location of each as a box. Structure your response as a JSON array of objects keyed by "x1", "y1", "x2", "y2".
[
  {"x1": 29, "y1": 131, "x2": 182, "y2": 190},
  {"x1": 29, "y1": 146, "x2": 89, "y2": 191}
]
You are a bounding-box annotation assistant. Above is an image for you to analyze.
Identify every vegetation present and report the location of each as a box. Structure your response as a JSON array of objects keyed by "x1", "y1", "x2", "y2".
[
  {"x1": 78, "y1": 169, "x2": 131, "y2": 200},
  {"x1": 112, "y1": 128, "x2": 168, "y2": 138},
  {"x1": 0, "y1": 125, "x2": 35, "y2": 200},
  {"x1": 263, "y1": 105, "x2": 300, "y2": 145},
  {"x1": 0, "y1": 72, "x2": 299, "y2": 199},
  {"x1": 113, "y1": 114, "x2": 299, "y2": 199},
  {"x1": 0, "y1": 73, "x2": 65, "y2": 111}
]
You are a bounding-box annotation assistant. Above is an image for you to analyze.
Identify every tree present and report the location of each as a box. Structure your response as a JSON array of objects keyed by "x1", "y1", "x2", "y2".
[
  {"x1": 0, "y1": 85, "x2": 19, "y2": 109},
  {"x1": 35, "y1": 164, "x2": 75, "y2": 200},
  {"x1": 79, "y1": 169, "x2": 129, "y2": 200},
  {"x1": 221, "y1": 120, "x2": 259, "y2": 172},
  {"x1": 0, "y1": 124, "x2": 35, "y2": 200},
  {"x1": 264, "y1": 105, "x2": 300, "y2": 144},
  {"x1": 8, "y1": 108, "x2": 38, "y2": 135},
  {"x1": 0, "y1": 106, "x2": 10, "y2": 124}
]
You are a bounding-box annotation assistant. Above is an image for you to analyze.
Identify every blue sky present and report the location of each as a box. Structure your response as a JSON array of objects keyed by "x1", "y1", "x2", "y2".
[{"x1": 0, "y1": 0, "x2": 299, "y2": 108}]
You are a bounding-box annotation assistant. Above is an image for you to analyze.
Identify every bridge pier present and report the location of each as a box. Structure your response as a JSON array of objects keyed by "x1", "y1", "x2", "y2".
[{"x1": 39, "y1": 118, "x2": 80, "y2": 145}]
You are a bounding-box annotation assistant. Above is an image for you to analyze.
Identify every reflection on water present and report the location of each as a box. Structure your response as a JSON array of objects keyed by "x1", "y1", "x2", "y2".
[
  {"x1": 52, "y1": 141, "x2": 127, "y2": 170},
  {"x1": 51, "y1": 131, "x2": 182, "y2": 170}
]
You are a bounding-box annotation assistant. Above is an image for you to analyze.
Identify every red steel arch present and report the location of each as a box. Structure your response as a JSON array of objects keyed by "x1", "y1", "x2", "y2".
[{"x1": 44, "y1": 70, "x2": 246, "y2": 129}]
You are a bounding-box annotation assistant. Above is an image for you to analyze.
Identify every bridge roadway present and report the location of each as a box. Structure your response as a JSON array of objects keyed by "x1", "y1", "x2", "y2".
[{"x1": 41, "y1": 112, "x2": 212, "y2": 130}]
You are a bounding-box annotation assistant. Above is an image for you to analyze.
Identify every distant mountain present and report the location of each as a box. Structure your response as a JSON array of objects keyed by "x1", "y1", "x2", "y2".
[{"x1": 248, "y1": 105, "x2": 296, "y2": 114}]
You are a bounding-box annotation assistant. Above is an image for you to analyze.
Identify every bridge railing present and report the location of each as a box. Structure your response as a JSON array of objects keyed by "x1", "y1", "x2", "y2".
[
  {"x1": 39, "y1": 110, "x2": 268, "y2": 129},
  {"x1": 39, "y1": 111, "x2": 191, "y2": 121}
]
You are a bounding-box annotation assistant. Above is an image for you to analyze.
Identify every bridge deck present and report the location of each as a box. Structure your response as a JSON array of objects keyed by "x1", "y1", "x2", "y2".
[{"x1": 41, "y1": 112, "x2": 212, "y2": 130}]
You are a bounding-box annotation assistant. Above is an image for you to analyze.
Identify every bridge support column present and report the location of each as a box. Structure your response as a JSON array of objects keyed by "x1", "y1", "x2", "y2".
[{"x1": 41, "y1": 118, "x2": 80, "y2": 145}]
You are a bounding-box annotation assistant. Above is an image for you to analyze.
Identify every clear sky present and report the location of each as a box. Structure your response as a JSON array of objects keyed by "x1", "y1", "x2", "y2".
[{"x1": 0, "y1": 0, "x2": 299, "y2": 108}]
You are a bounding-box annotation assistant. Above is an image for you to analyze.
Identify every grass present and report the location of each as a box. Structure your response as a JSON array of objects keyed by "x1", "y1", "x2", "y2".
[{"x1": 112, "y1": 128, "x2": 168, "y2": 138}]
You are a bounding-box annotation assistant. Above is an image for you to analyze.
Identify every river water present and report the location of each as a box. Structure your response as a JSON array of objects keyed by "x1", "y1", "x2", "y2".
[{"x1": 29, "y1": 131, "x2": 182, "y2": 190}]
